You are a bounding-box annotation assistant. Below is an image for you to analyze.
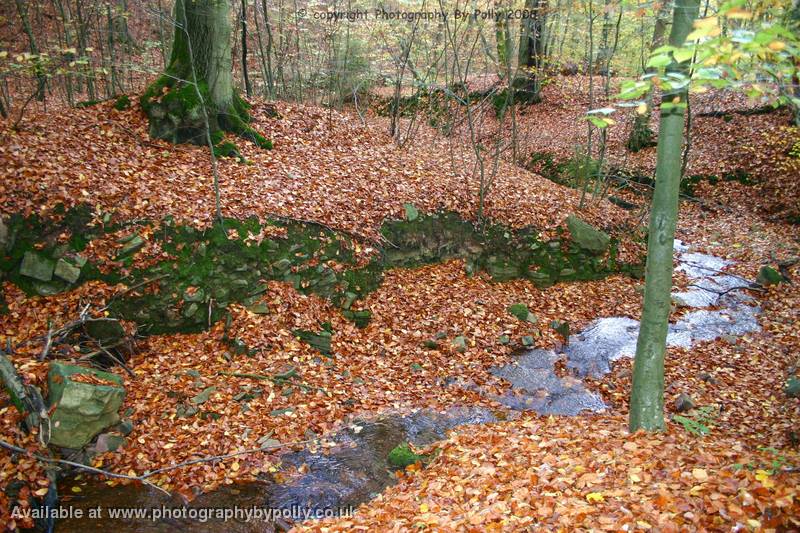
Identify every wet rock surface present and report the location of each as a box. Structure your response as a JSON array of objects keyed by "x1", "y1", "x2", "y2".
[{"x1": 489, "y1": 349, "x2": 606, "y2": 415}]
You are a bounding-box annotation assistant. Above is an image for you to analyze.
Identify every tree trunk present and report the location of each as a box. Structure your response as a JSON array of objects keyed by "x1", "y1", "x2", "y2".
[
  {"x1": 596, "y1": 0, "x2": 611, "y2": 73},
  {"x1": 494, "y1": 1, "x2": 513, "y2": 78},
  {"x1": 241, "y1": 0, "x2": 252, "y2": 97},
  {"x1": 107, "y1": 4, "x2": 119, "y2": 95},
  {"x1": 140, "y1": 0, "x2": 270, "y2": 149},
  {"x1": 52, "y1": 0, "x2": 75, "y2": 106},
  {"x1": 156, "y1": 0, "x2": 169, "y2": 68},
  {"x1": 627, "y1": 3, "x2": 671, "y2": 151},
  {"x1": 74, "y1": 0, "x2": 95, "y2": 100},
  {"x1": 515, "y1": 0, "x2": 548, "y2": 103},
  {"x1": 253, "y1": 0, "x2": 274, "y2": 98},
  {"x1": 14, "y1": 0, "x2": 47, "y2": 101},
  {"x1": 790, "y1": 0, "x2": 800, "y2": 125},
  {"x1": 629, "y1": 0, "x2": 701, "y2": 433}
]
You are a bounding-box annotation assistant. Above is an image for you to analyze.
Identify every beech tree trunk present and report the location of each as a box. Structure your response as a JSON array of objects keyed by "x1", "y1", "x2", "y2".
[
  {"x1": 515, "y1": 0, "x2": 548, "y2": 103},
  {"x1": 628, "y1": 0, "x2": 701, "y2": 433},
  {"x1": 140, "y1": 0, "x2": 270, "y2": 149}
]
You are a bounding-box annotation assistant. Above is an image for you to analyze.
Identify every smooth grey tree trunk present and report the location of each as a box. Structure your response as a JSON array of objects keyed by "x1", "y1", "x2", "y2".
[{"x1": 629, "y1": 0, "x2": 701, "y2": 432}]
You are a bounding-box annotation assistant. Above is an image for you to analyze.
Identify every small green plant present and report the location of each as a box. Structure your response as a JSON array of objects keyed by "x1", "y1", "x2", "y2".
[
  {"x1": 758, "y1": 447, "x2": 790, "y2": 475},
  {"x1": 562, "y1": 150, "x2": 602, "y2": 188},
  {"x1": 788, "y1": 138, "x2": 800, "y2": 159},
  {"x1": 673, "y1": 405, "x2": 718, "y2": 436},
  {"x1": 527, "y1": 151, "x2": 560, "y2": 180},
  {"x1": 113, "y1": 94, "x2": 131, "y2": 111},
  {"x1": 732, "y1": 447, "x2": 791, "y2": 475},
  {"x1": 508, "y1": 303, "x2": 537, "y2": 323}
]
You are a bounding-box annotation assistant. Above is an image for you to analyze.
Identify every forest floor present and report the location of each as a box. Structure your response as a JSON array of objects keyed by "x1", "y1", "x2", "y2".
[{"x1": 0, "y1": 82, "x2": 799, "y2": 531}]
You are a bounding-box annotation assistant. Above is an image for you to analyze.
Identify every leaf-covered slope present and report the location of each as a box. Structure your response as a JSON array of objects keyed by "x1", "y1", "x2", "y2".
[{"x1": 0, "y1": 100, "x2": 634, "y2": 242}]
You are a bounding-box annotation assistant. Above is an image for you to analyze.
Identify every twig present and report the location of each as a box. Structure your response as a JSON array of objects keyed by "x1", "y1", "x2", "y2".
[
  {"x1": 687, "y1": 282, "x2": 765, "y2": 296},
  {"x1": 0, "y1": 436, "x2": 313, "y2": 495},
  {"x1": 104, "y1": 273, "x2": 171, "y2": 307},
  {"x1": 12, "y1": 89, "x2": 39, "y2": 131},
  {"x1": 137, "y1": 438, "x2": 314, "y2": 479},
  {"x1": 39, "y1": 322, "x2": 54, "y2": 362},
  {"x1": 29, "y1": 303, "x2": 92, "y2": 348},
  {"x1": 97, "y1": 347, "x2": 136, "y2": 378},
  {"x1": 111, "y1": 122, "x2": 167, "y2": 149},
  {"x1": 679, "y1": 261, "x2": 756, "y2": 286},
  {"x1": 0, "y1": 438, "x2": 169, "y2": 496}
]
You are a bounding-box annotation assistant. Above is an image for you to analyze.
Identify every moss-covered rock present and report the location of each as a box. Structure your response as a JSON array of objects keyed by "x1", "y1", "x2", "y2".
[
  {"x1": 0, "y1": 217, "x2": 8, "y2": 252},
  {"x1": 54, "y1": 258, "x2": 82, "y2": 284},
  {"x1": 0, "y1": 205, "x2": 106, "y2": 295},
  {"x1": 508, "y1": 303, "x2": 537, "y2": 323},
  {"x1": 95, "y1": 432, "x2": 127, "y2": 452},
  {"x1": 84, "y1": 319, "x2": 126, "y2": 347},
  {"x1": 213, "y1": 140, "x2": 243, "y2": 160},
  {"x1": 757, "y1": 265, "x2": 784, "y2": 286},
  {"x1": 106, "y1": 217, "x2": 374, "y2": 333},
  {"x1": 785, "y1": 376, "x2": 800, "y2": 398},
  {"x1": 342, "y1": 309, "x2": 372, "y2": 328},
  {"x1": 20, "y1": 252, "x2": 55, "y2": 282},
  {"x1": 681, "y1": 170, "x2": 753, "y2": 197},
  {"x1": 47, "y1": 362, "x2": 126, "y2": 449},
  {"x1": 3, "y1": 206, "x2": 638, "y2": 341},
  {"x1": 452, "y1": 336, "x2": 468, "y2": 352},
  {"x1": 381, "y1": 211, "x2": 624, "y2": 287},
  {"x1": 566, "y1": 214, "x2": 610, "y2": 253},
  {"x1": 294, "y1": 328, "x2": 333, "y2": 355}
]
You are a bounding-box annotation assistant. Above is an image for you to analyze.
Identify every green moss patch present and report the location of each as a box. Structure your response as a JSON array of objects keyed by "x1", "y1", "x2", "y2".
[
  {"x1": 141, "y1": 77, "x2": 272, "y2": 153},
  {"x1": 387, "y1": 442, "x2": 428, "y2": 469},
  {"x1": 113, "y1": 95, "x2": 131, "y2": 111},
  {"x1": 681, "y1": 170, "x2": 754, "y2": 197},
  {"x1": 0, "y1": 204, "x2": 107, "y2": 297},
  {"x1": 380, "y1": 211, "x2": 631, "y2": 287},
  {"x1": 2, "y1": 206, "x2": 639, "y2": 337}
]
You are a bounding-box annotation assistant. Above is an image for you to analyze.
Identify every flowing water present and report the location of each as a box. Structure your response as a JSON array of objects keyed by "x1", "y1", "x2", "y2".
[{"x1": 489, "y1": 239, "x2": 760, "y2": 413}]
